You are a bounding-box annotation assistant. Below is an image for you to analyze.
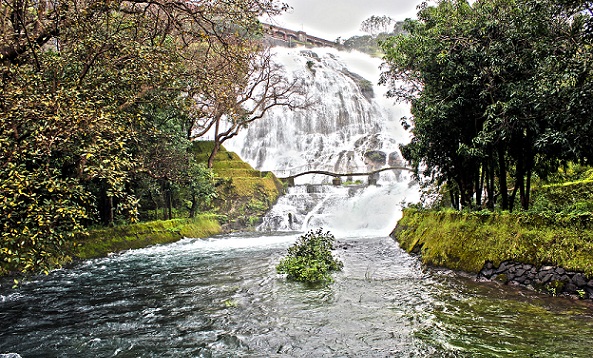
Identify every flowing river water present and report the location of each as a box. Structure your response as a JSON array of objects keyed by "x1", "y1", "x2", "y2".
[
  {"x1": 2, "y1": 232, "x2": 593, "y2": 357},
  {"x1": 3, "y1": 48, "x2": 593, "y2": 356}
]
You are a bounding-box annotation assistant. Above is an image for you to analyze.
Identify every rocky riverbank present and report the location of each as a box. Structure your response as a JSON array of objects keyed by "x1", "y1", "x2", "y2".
[
  {"x1": 478, "y1": 261, "x2": 593, "y2": 298},
  {"x1": 392, "y1": 208, "x2": 593, "y2": 299}
]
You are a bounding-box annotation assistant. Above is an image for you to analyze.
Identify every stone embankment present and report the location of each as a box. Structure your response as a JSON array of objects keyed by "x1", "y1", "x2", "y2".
[{"x1": 478, "y1": 261, "x2": 593, "y2": 298}]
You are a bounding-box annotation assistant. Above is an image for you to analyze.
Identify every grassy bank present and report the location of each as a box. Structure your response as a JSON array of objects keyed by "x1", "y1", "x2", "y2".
[
  {"x1": 392, "y1": 209, "x2": 593, "y2": 277},
  {"x1": 76, "y1": 214, "x2": 222, "y2": 260},
  {"x1": 74, "y1": 143, "x2": 284, "y2": 260}
]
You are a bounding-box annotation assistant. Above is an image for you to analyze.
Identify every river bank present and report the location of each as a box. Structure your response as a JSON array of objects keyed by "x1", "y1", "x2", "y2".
[
  {"x1": 392, "y1": 208, "x2": 593, "y2": 299},
  {"x1": 0, "y1": 144, "x2": 284, "y2": 278},
  {"x1": 74, "y1": 144, "x2": 284, "y2": 261},
  {"x1": 75, "y1": 215, "x2": 223, "y2": 260}
]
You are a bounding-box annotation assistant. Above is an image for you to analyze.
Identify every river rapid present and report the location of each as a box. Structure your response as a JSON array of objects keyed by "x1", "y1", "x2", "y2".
[
  {"x1": 3, "y1": 47, "x2": 593, "y2": 357},
  {"x1": 2, "y1": 231, "x2": 593, "y2": 357}
]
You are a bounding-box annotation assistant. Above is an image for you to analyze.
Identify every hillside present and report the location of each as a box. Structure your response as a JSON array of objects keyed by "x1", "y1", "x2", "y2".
[{"x1": 73, "y1": 142, "x2": 284, "y2": 262}]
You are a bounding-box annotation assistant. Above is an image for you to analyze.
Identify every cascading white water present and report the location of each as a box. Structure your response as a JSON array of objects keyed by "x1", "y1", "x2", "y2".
[{"x1": 225, "y1": 47, "x2": 420, "y2": 235}]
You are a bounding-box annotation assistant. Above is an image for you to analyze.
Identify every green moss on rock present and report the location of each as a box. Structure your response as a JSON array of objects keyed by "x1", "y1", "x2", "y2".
[{"x1": 392, "y1": 209, "x2": 593, "y2": 276}]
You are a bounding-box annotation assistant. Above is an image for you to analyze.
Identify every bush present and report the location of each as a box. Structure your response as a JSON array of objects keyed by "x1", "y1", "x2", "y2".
[{"x1": 276, "y1": 229, "x2": 343, "y2": 283}]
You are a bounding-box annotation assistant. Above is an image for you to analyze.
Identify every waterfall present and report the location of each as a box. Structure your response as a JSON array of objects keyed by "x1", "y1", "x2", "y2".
[{"x1": 225, "y1": 47, "x2": 419, "y2": 235}]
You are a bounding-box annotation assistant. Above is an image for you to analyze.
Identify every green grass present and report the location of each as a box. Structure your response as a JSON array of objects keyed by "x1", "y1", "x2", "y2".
[
  {"x1": 393, "y1": 209, "x2": 593, "y2": 277},
  {"x1": 76, "y1": 214, "x2": 222, "y2": 260},
  {"x1": 531, "y1": 179, "x2": 593, "y2": 212}
]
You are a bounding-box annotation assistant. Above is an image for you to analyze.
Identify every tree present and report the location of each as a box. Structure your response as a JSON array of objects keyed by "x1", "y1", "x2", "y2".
[
  {"x1": 0, "y1": 0, "x2": 288, "y2": 274},
  {"x1": 360, "y1": 15, "x2": 396, "y2": 36},
  {"x1": 189, "y1": 47, "x2": 308, "y2": 168},
  {"x1": 345, "y1": 16, "x2": 407, "y2": 56},
  {"x1": 380, "y1": 0, "x2": 593, "y2": 211}
]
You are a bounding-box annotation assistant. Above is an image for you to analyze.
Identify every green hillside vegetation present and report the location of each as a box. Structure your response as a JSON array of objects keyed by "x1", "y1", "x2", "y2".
[
  {"x1": 73, "y1": 142, "x2": 283, "y2": 262},
  {"x1": 191, "y1": 142, "x2": 284, "y2": 231},
  {"x1": 394, "y1": 167, "x2": 593, "y2": 286},
  {"x1": 76, "y1": 215, "x2": 222, "y2": 260},
  {"x1": 394, "y1": 208, "x2": 593, "y2": 277}
]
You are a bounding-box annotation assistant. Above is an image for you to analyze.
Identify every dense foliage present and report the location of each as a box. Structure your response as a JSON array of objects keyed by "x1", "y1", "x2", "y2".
[
  {"x1": 276, "y1": 229, "x2": 343, "y2": 283},
  {"x1": 0, "y1": 0, "x2": 288, "y2": 275},
  {"x1": 380, "y1": 0, "x2": 593, "y2": 211}
]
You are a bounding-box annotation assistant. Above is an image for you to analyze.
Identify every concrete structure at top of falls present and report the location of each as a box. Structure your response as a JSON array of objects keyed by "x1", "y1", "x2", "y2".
[{"x1": 225, "y1": 47, "x2": 411, "y2": 185}]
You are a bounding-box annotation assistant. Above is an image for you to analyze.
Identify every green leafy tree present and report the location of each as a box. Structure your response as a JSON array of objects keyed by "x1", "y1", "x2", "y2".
[
  {"x1": 380, "y1": 0, "x2": 593, "y2": 211},
  {"x1": 0, "y1": 0, "x2": 287, "y2": 274},
  {"x1": 360, "y1": 15, "x2": 396, "y2": 36},
  {"x1": 186, "y1": 163, "x2": 217, "y2": 218},
  {"x1": 188, "y1": 46, "x2": 308, "y2": 168}
]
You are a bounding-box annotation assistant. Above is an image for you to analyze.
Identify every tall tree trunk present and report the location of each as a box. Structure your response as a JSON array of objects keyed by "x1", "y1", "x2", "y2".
[
  {"x1": 108, "y1": 195, "x2": 114, "y2": 226},
  {"x1": 161, "y1": 180, "x2": 169, "y2": 220},
  {"x1": 509, "y1": 184, "x2": 519, "y2": 213},
  {"x1": 189, "y1": 195, "x2": 197, "y2": 218},
  {"x1": 516, "y1": 154, "x2": 525, "y2": 212},
  {"x1": 168, "y1": 185, "x2": 173, "y2": 220},
  {"x1": 476, "y1": 167, "x2": 482, "y2": 209},
  {"x1": 207, "y1": 116, "x2": 223, "y2": 168},
  {"x1": 524, "y1": 169, "x2": 532, "y2": 210},
  {"x1": 498, "y1": 145, "x2": 508, "y2": 210},
  {"x1": 487, "y1": 160, "x2": 495, "y2": 210},
  {"x1": 448, "y1": 182, "x2": 459, "y2": 210},
  {"x1": 208, "y1": 140, "x2": 221, "y2": 169},
  {"x1": 150, "y1": 191, "x2": 159, "y2": 221}
]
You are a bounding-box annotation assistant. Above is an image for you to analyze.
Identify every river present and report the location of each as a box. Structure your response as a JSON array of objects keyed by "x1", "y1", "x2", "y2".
[
  {"x1": 2, "y1": 231, "x2": 593, "y2": 357},
  {"x1": 3, "y1": 47, "x2": 593, "y2": 357}
]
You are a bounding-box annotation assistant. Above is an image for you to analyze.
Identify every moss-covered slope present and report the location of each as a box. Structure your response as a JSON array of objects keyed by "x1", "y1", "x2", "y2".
[
  {"x1": 76, "y1": 215, "x2": 222, "y2": 259},
  {"x1": 531, "y1": 179, "x2": 593, "y2": 212},
  {"x1": 191, "y1": 141, "x2": 284, "y2": 230},
  {"x1": 392, "y1": 209, "x2": 593, "y2": 276}
]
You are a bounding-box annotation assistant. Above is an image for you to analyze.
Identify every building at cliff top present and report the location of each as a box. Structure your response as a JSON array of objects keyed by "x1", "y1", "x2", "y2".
[{"x1": 262, "y1": 23, "x2": 339, "y2": 48}]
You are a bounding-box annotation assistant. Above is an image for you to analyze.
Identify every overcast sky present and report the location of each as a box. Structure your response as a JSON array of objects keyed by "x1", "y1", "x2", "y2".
[{"x1": 262, "y1": 0, "x2": 427, "y2": 41}]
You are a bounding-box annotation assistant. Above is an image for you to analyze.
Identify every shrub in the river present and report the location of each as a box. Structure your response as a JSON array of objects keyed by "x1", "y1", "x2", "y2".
[{"x1": 276, "y1": 228, "x2": 343, "y2": 283}]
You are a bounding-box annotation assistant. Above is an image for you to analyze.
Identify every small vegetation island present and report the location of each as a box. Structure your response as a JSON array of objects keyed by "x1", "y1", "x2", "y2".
[
  {"x1": 277, "y1": 229, "x2": 343, "y2": 284},
  {"x1": 380, "y1": 1, "x2": 593, "y2": 298}
]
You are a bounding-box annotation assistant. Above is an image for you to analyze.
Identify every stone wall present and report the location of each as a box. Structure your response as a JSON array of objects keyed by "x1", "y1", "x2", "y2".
[{"x1": 478, "y1": 260, "x2": 593, "y2": 298}]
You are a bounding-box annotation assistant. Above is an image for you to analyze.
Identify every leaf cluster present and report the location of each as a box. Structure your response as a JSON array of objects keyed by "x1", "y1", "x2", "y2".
[{"x1": 276, "y1": 229, "x2": 343, "y2": 283}]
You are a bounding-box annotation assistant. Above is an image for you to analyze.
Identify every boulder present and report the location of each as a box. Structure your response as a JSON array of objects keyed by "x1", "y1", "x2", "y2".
[{"x1": 572, "y1": 273, "x2": 588, "y2": 287}]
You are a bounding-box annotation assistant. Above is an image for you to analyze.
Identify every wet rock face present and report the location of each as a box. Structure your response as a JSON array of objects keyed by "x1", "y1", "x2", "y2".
[
  {"x1": 364, "y1": 151, "x2": 387, "y2": 170},
  {"x1": 478, "y1": 261, "x2": 593, "y2": 299},
  {"x1": 388, "y1": 151, "x2": 404, "y2": 167}
]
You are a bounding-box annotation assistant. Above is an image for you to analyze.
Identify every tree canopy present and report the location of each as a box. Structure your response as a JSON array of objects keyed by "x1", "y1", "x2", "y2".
[
  {"x1": 0, "y1": 0, "x2": 287, "y2": 274},
  {"x1": 380, "y1": 0, "x2": 593, "y2": 211}
]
